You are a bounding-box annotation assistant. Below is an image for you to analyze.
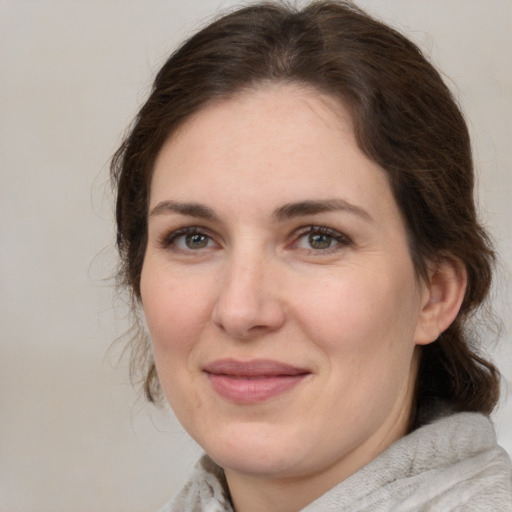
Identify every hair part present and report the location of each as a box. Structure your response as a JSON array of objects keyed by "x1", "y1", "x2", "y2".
[{"x1": 111, "y1": 0, "x2": 500, "y2": 419}]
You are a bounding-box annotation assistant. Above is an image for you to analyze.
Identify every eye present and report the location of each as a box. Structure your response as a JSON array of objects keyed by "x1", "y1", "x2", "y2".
[
  {"x1": 160, "y1": 227, "x2": 217, "y2": 252},
  {"x1": 293, "y1": 226, "x2": 351, "y2": 252},
  {"x1": 180, "y1": 233, "x2": 211, "y2": 250},
  {"x1": 305, "y1": 232, "x2": 335, "y2": 250}
]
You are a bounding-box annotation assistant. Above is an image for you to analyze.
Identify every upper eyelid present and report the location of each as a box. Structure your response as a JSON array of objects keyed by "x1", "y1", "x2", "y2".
[
  {"x1": 160, "y1": 224, "x2": 215, "y2": 236},
  {"x1": 292, "y1": 224, "x2": 351, "y2": 241}
]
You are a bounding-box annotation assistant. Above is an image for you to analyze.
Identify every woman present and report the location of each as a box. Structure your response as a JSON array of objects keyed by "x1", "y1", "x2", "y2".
[{"x1": 111, "y1": 1, "x2": 512, "y2": 510}]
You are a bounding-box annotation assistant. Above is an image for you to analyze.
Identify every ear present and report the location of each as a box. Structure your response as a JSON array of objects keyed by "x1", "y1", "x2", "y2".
[{"x1": 414, "y1": 258, "x2": 467, "y2": 346}]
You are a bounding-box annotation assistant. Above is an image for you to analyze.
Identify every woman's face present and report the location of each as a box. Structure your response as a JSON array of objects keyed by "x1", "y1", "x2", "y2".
[{"x1": 141, "y1": 84, "x2": 433, "y2": 485}]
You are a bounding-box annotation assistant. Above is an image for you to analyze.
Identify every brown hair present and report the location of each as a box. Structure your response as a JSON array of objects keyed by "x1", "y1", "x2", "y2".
[{"x1": 111, "y1": 0, "x2": 500, "y2": 420}]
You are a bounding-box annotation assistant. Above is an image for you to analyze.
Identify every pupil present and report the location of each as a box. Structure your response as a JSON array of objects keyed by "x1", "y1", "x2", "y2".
[
  {"x1": 309, "y1": 233, "x2": 332, "y2": 249},
  {"x1": 186, "y1": 233, "x2": 208, "y2": 248}
]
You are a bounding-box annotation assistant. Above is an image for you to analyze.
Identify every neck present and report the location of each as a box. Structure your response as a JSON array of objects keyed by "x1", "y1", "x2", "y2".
[{"x1": 226, "y1": 467, "x2": 347, "y2": 512}]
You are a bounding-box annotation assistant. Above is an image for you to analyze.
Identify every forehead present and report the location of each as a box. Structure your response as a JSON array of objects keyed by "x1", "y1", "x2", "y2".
[{"x1": 150, "y1": 84, "x2": 397, "y2": 223}]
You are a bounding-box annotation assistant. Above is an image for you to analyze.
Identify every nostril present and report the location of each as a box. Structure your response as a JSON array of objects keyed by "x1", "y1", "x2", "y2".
[{"x1": 211, "y1": 295, "x2": 285, "y2": 339}]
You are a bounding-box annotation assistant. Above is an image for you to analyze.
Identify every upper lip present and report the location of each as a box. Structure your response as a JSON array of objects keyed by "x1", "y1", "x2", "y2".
[{"x1": 203, "y1": 359, "x2": 310, "y2": 377}]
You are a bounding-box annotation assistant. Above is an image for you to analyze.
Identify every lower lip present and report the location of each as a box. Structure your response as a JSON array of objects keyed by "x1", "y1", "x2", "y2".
[{"x1": 206, "y1": 373, "x2": 308, "y2": 404}]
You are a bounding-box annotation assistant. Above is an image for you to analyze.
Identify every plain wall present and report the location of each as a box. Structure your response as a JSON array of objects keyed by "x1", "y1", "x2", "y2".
[{"x1": 1, "y1": 1, "x2": 510, "y2": 511}]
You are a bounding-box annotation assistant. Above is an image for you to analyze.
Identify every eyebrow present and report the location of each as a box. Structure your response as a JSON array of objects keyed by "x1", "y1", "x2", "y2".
[
  {"x1": 272, "y1": 199, "x2": 373, "y2": 222},
  {"x1": 148, "y1": 200, "x2": 219, "y2": 221},
  {"x1": 148, "y1": 198, "x2": 372, "y2": 223}
]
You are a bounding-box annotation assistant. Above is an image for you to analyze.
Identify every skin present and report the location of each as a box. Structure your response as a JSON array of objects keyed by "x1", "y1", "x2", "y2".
[{"x1": 140, "y1": 84, "x2": 466, "y2": 512}]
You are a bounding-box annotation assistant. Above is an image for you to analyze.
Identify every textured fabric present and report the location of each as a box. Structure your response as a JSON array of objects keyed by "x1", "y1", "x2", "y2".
[
  {"x1": 162, "y1": 456, "x2": 233, "y2": 512},
  {"x1": 159, "y1": 412, "x2": 512, "y2": 511}
]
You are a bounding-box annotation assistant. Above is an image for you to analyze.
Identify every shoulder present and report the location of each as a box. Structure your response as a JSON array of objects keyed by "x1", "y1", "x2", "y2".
[
  {"x1": 390, "y1": 412, "x2": 512, "y2": 511},
  {"x1": 302, "y1": 412, "x2": 512, "y2": 511}
]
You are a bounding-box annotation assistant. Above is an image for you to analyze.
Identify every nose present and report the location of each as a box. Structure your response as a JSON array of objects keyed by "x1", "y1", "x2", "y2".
[{"x1": 211, "y1": 251, "x2": 286, "y2": 339}]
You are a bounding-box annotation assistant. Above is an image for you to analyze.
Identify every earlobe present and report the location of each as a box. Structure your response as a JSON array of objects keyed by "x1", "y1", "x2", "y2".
[{"x1": 414, "y1": 258, "x2": 467, "y2": 346}]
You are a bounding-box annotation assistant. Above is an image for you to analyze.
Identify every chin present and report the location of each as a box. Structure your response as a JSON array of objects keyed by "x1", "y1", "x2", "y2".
[
  {"x1": 212, "y1": 449, "x2": 306, "y2": 479},
  {"x1": 200, "y1": 422, "x2": 309, "y2": 477}
]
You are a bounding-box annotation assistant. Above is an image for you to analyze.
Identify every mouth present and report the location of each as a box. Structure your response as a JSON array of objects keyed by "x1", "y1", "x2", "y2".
[{"x1": 202, "y1": 359, "x2": 311, "y2": 404}]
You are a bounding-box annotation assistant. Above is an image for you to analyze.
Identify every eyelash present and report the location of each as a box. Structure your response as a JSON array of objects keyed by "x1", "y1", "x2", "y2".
[
  {"x1": 292, "y1": 225, "x2": 352, "y2": 254},
  {"x1": 158, "y1": 226, "x2": 217, "y2": 251},
  {"x1": 158, "y1": 225, "x2": 352, "y2": 254}
]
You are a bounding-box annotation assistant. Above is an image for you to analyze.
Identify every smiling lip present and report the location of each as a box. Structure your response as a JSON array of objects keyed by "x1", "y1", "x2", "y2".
[{"x1": 203, "y1": 359, "x2": 310, "y2": 404}]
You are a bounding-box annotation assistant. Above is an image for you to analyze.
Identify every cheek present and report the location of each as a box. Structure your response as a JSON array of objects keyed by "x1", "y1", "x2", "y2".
[
  {"x1": 291, "y1": 263, "x2": 421, "y2": 363},
  {"x1": 140, "y1": 266, "x2": 215, "y2": 416},
  {"x1": 294, "y1": 266, "x2": 421, "y2": 426},
  {"x1": 140, "y1": 265, "x2": 213, "y2": 359}
]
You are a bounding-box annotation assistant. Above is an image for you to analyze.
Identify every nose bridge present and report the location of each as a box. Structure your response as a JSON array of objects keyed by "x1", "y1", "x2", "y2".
[{"x1": 212, "y1": 240, "x2": 284, "y2": 338}]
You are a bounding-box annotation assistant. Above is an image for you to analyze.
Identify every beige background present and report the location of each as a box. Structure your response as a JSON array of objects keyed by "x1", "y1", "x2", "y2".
[{"x1": 1, "y1": 1, "x2": 511, "y2": 511}]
